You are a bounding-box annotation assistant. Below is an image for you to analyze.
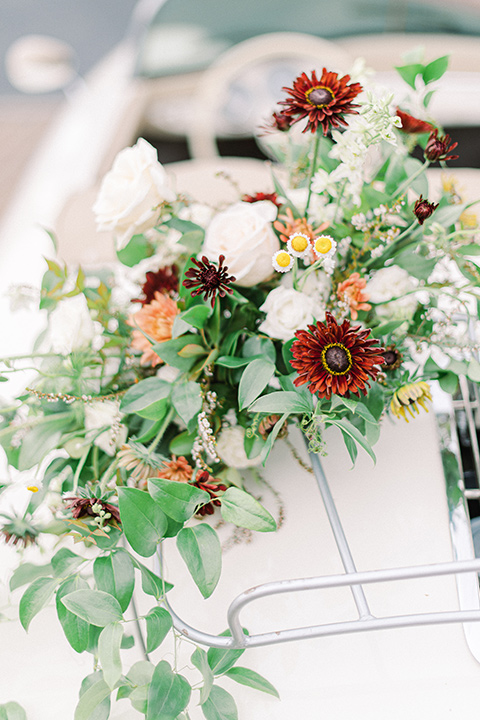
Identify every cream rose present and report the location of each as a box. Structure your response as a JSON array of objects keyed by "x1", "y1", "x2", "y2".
[
  {"x1": 366, "y1": 265, "x2": 418, "y2": 322},
  {"x1": 84, "y1": 400, "x2": 127, "y2": 457},
  {"x1": 202, "y1": 201, "x2": 279, "y2": 286},
  {"x1": 48, "y1": 294, "x2": 102, "y2": 354},
  {"x1": 93, "y1": 138, "x2": 176, "y2": 251},
  {"x1": 259, "y1": 286, "x2": 316, "y2": 341},
  {"x1": 216, "y1": 426, "x2": 262, "y2": 468}
]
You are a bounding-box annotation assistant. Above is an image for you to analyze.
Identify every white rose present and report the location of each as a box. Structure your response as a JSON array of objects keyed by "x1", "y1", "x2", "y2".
[
  {"x1": 84, "y1": 400, "x2": 127, "y2": 457},
  {"x1": 216, "y1": 426, "x2": 262, "y2": 468},
  {"x1": 93, "y1": 138, "x2": 176, "y2": 251},
  {"x1": 202, "y1": 201, "x2": 280, "y2": 287},
  {"x1": 259, "y1": 286, "x2": 316, "y2": 341},
  {"x1": 48, "y1": 294, "x2": 102, "y2": 354},
  {"x1": 367, "y1": 265, "x2": 418, "y2": 322}
]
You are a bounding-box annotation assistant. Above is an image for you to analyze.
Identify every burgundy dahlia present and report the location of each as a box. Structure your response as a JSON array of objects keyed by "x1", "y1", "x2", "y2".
[
  {"x1": 424, "y1": 129, "x2": 459, "y2": 163},
  {"x1": 133, "y1": 265, "x2": 179, "y2": 305},
  {"x1": 413, "y1": 195, "x2": 439, "y2": 225},
  {"x1": 192, "y1": 472, "x2": 227, "y2": 516},
  {"x1": 280, "y1": 68, "x2": 363, "y2": 135},
  {"x1": 290, "y1": 312, "x2": 385, "y2": 399},
  {"x1": 183, "y1": 255, "x2": 236, "y2": 308},
  {"x1": 242, "y1": 191, "x2": 282, "y2": 208}
]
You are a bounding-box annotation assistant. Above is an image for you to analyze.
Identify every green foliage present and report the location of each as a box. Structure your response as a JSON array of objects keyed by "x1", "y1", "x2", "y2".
[
  {"x1": 117, "y1": 487, "x2": 168, "y2": 557},
  {"x1": 201, "y1": 685, "x2": 238, "y2": 720},
  {"x1": 146, "y1": 661, "x2": 191, "y2": 720},
  {"x1": 177, "y1": 524, "x2": 222, "y2": 598},
  {"x1": 220, "y1": 487, "x2": 276, "y2": 532},
  {"x1": 75, "y1": 673, "x2": 111, "y2": 720},
  {"x1": 224, "y1": 667, "x2": 280, "y2": 698},
  {"x1": 238, "y1": 359, "x2": 275, "y2": 410},
  {"x1": 19, "y1": 576, "x2": 59, "y2": 631},
  {"x1": 56, "y1": 576, "x2": 90, "y2": 652},
  {"x1": 148, "y1": 477, "x2": 210, "y2": 523},
  {"x1": 191, "y1": 648, "x2": 214, "y2": 704},
  {"x1": 0, "y1": 703, "x2": 27, "y2": 720},
  {"x1": 94, "y1": 550, "x2": 135, "y2": 611},
  {"x1": 98, "y1": 623, "x2": 124, "y2": 689},
  {"x1": 145, "y1": 607, "x2": 173, "y2": 653},
  {"x1": 61, "y1": 589, "x2": 123, "y2": 627}
]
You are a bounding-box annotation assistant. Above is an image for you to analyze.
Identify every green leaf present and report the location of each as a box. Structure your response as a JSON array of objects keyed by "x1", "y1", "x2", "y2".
[
  {"x1": 259, "y1": 412, "x2": 289, "y2": 465},
  {"x1": 146, "y1": 661, "x2": 191, "y2": 720},
  {"x1": 121, "y1": 661, "x2": 155, "y2": 714},
  {"x1": 177, "y1": 524, "x2": 222, "y2": 598},
  {"x1": 94, "y1": 550, "x2": 135, "y2": 612},
  {"x1": 177, "y1": 229, "x2": 205, "y2": 254},
  {"x1": 220, "y1": 487, "x2": 276, "y2": 532},
  {"x1": 132, "y1": 558, "x2": 173, "y2": 599},
  {"x1": 216, "y1": 356, "x2": 253, "y2": 369},
  {"x1": 238, "y1": 359, "x2": 275, "y2": 411},
  {"x1": 120, "y1": 378, "x2": 171, "y2": 415},
  {"x1": 395, "y1": 62, "x2": 424, "y2": 89},
  {"x1": 61, "y1": 589, "x2": 123, "y2": 627},
  {"x1": 169, "y1": 430, "x2": 195, "y2": 456},
  {"x1": 19, "y1": 576, "x2": 58, "y2": 631},
  {"x1": 116, "y1": 233, "x2": 150, "y2": 267},
  {"x1": 51, "y1": 548, "x2": 84, "y2": 577},
  {"x1": 395, "y1": 247, "x2": 436, "y2": 280},
  {"x1": 75, "y1": 674, "x2": 111, "y2": 720},
  {"x1": 56, "y1": 576, "x2": 90, "y2": 653},
  {"x1": 178, "y1": 305, "x2": 212, "y2": 329},
  {"x1": 148, "y1": 477, "x2": 210, "y2": 523},
  {"x1": 145, "y1": 606, "x2": 173, "y2": 653},
  {"x1": 327, "y1": 418, "x2": 376, "y2": 465},
  {"x1": 370, "y1": 319, "x2": 406, "y2": 338},
  {"x1": 201, "y1": 685, "x2": 238, "y2": 720},
  {"x1": 0, "y1": 703, "x2": 27, "y2": 720},
  {"x1": 10, "y1": 562, "x2": 53, "y2": 591},
  {"x1": 242, "y1": 336, "x2": 276, "y2": 363},
  {"x1": 456, "y1": 244, "x2": 480, "y2": 256},
  {"x1": 98, "y1": 622, "x2": 123, "y2": 689},
  {"x1": 341, "y1": 431, "x2": 358, "y2": 466},
  {"x1": 172, "y1": 382, "x2": 203, "y2": 430},
  {"x1": 439, "y1": 371, "x2": 459, "y2": 394},
  {"x1": 224, "y1": 667, "x2": 279, "y2": 698},
  {"x1": 191, "y1": 648, "x2": 214, "y2": 704},
  {"x1": 118, "y1": 487, "x2": 168, "y2": 557},
  {"x1": 248, "y1": 391, "x2": 313, "y2": 415},
  {"x1": 207, "y1": 632, "x2": 245, "y2": 675},
  {"x1": 18, "y1": 414, "x2": 72, "y2": 470},
  {"x1": 422, "y1": 55, "x2": 449, "y2": 84},
  {"x1": 467, "y1": 358, "x2": 480, "y2": 383},
  {"x1": 152, "y1": 335, "x2": 204, "y2": 371}
]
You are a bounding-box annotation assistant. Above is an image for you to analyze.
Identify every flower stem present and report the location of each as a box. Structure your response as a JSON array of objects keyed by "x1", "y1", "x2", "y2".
[
  {"x1": 305, "y1": 133, "x2": 321, "y2": 215},
  {"x1": 393, "y1": 159, "x2": 430, "y2": 198},
  {"x1": 148, "y1": 406, "x2": 175, "y2": 455}
]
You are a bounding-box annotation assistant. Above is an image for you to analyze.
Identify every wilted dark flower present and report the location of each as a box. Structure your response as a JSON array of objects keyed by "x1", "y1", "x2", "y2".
[
  {"x1": 424, "y1": 129, "x2": 458, "y2": 163},
  {"x1": 64, "y1": 496, "x2": 121, "y2": 525},
  {"x1": 0, "y1": 514, "x2": 39, "y2": 547},
  {"x1": 117, "y1": 441, "x2": 167, "y2": 488},
  {"x1": 390, "y1": 381, "x2": 432, "y2": 422},
  {"x1": 290, "y1": 312, "x2": 384, "y2": 399},
  {"x1": 132, "y1": 265, "x2": 179, "y2": 305},
  {"x1": 183, "y1": 255, "x2": 236, "y2": 308},
  {"x1": 414, "y1": 195, "x2": 439, "y2": 225},
  {"x1": 191, "y1": 471, "x2": 227, "y2": 516},
  {"x1": 396, "y1": 108, "x2": 434, "y2": 134},
  {"x1": 258, "y1": 415, "x2": 288, "y2": 441},
  {"x1": 280, "y1": 68, "x2": 362, "y2": 135},
  {"x1": 381, "y1": 344, "x2": 403, "y2": 371},
  {"x1": 260, "y1": 110, "x2": 292, "y2": 134}
]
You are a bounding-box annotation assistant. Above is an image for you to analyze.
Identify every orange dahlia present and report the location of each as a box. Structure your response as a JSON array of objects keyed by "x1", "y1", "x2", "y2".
[
  {"x1": 128, "y1": 291, "x2": 179, "y2": 366},
  {"x1": 274, "y1": 207, "x2": 328, "y2": 244},
  {"x1": 336, "y1": 272, "x2": 371, "y2": 320},
  {"x1": 158, "y1": 455, "x2": 193, "y2": 483},
  {"x1": 280, "y1": 68, "x2": 362, "y2": 135},
  {"x1": 290, "y1": 312, "x2": 384, "y2": 399}
]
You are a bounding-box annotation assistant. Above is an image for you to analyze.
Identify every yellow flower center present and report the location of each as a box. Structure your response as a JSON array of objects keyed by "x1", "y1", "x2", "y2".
[
  {"x1": 276, "y1": 251, "x2": 292, "y2": 268},
  {"x1": 314, "y1": 235, "x2": 333, "y2": 254},
  {"x1": 290, "y1": 234, "x2": 309, "y2": 253},
  {"x1": 27, "y1": 485, "x2": 39, "y2": 493}
]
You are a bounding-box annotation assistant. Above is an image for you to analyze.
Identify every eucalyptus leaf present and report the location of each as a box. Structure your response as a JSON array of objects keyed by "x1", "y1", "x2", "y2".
[
  {"x1": 192, "y1": 648, "x2": 214, "y2": 704},
  {"x1": 148, "y1": 477, "x2": 210, "y2": 523},
  {"x1": 146, "y1": 661, "x2": 191, "y2": 720},
  {"x1": 177, "y1": 524, "x2": 222, "y2": 598},
  {"x1": 201, "y1": 685, "x2": 238, "y2": 720},
  {"x1": 238, "y1": 359, "x2": 275, "y2": 411},
  {"x1": 132, "y1": 557, "x2": 173, "y2": 599},
  {"x1": 220, "y1": 487, "x2": 276, "y2": 532},
  {"x1": 172, "y1": 382, "x2": 203, "y2": 429},
  {"x1": 145, "y1": 606, "x2": 173, "y2": 653},
  {"x1": 75, "y1": 674, "x2": 111, "y2": 720},
  {"x1": 10, "y1": 562, "x2": 53, "y2": 591},
  {"x1": 19, "y1": 576, "x2": 59, "y2": 631},
  {"x1": 118, "y1": 487, "x2": 168, "y2": 557},
  {"x1": 0, "y1": 703, "x2": 27, "y2": 720},
  {"x1": 51, "y1": 548, "x2": 84, "y2": 577},
  {"x1": 94, "y1": 550, "x2": 135, "y2": 611},
  {"x1": 249, "y1": 391, "x2": 312, "y2": 415},
  {"x1": 152, "y1": 335, "x2": 204, "y2": 371},
  {"x1": 224, "y1": 667, "x2": 279, "y2": 698},
  {"x1": 61, "y1": 589, "x2": 123, "y2": 627},
  {"x1": 120, "y1": 378, "x2": 171, "y2": 415},
  {"x1": 56, "y1": 575, "x2": 90, "y2": 653},
  {"x1": 98, "y1": 622, "x2": 123, "y2": 689}
]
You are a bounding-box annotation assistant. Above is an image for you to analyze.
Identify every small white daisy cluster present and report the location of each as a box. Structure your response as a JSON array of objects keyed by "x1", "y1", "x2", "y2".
[{"x1": 272, "y1": 232, "x2": 337, "y2": 276}]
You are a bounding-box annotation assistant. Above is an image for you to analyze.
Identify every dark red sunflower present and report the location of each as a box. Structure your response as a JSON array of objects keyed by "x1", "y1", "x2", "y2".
[
  {"x1": 132, "y1": 265, "x2": 179, "y2": 305},
  {"x1": 242, "y1": 191, "x2": 282, "y2": 208},
  {"x1": 183, "y1": 255, "x2": 236, "y2": 308},
  {"x1": 424, "y1": 128, "x2": 459, "y2": 163},
  {"x1": 396, "y1": 108, "x2": 434, "y2": 134},
  {"x1": 290, "y1": 312, "x2": 385, "y2": 399},
  {"x1": 192, "y1": 472, "x2": 227, "y2": 516},
  {"x1": 413, "y1": 195, "x2": 439, "y2": 225},
  {"x1": 279, "y1": 68, "x2": 363, "y2": 135}
]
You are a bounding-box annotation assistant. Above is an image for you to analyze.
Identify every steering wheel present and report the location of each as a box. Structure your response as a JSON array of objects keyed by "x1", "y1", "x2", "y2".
[{"x1": 186, "y1": 31, "x2": 354, "y2": 159}]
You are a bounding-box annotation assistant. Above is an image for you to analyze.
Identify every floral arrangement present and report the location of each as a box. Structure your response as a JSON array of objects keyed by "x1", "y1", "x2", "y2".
[{"x1": 1, "y1": 52, "x2": 480, "y2": 719}]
